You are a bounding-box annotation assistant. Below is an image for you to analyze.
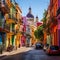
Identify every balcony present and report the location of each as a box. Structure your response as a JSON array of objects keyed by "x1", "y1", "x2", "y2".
[
  {"x1": 0, "y1": 0, "x2": 10, "y2": 14},
  {"x1": 12, "y1": 28, "x2": 16, "y2": 32},
  {"x1": 4, "y1": 23, "x2": 10, "y2": 32},
  {"x1": 6, "y1": 14, "x2": 17, "y2": 24},
  {"x1": 9, "y1": 14, "x2": 17, "y2": 21},
  {"x1": 0, "y1": 21, "x2": 3, "y2": 28},
  {"x1": 0, "y1": 21, "x2": 10, "y2": 32},
  {"x1": 57, "y1": 7, "x2": 60, "y2": 16}
]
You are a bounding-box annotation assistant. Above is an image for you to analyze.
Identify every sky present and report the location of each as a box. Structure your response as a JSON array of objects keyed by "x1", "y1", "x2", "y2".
[{"x1": 16, "y1": 0, "x2": 50, "y2": 21}]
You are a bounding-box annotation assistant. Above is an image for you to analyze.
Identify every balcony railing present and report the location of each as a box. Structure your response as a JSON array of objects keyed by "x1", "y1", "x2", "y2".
[
  {"x1": 12, "y1": 29, "x2": 16, "y2": 32},
  {"x1": 0, "y1": 21, "x2": 3, "y2": 28},
  {"x1": 50, "y1": 16, "x2": 57, "y2": 25},
  {"x1": 8, "y1": 14, "x2": 17, "y2": 22},
  {"x1": 0, "y1": 0, "x2": 9, "y2": 13},
  {"x1": 57, "y1": 7, "x2": 60, "y2": 16},
  {"x1": 4, "y1": 23, "x2": 10, "y2": 31}
]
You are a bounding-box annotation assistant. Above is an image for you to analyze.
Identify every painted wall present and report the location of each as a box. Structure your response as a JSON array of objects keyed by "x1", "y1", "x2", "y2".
[
  {"x1": 53, "y1": 25, "x2": 58, "y2": 45},
  {"x1": 50, "y1": 0, "x2": 58, "y2": 46},
  {"x1": 57, "y1": 16, "x2": 60, "y2": 47},
  {"x1": 44, "y1": 32, "x2": 47, "y2": 45},
  {"x1": 21, "y1": 35, "x2": 26, "y2": 46},
  {"x1": 0, "y1": 34, "x2": 2, "y2": 45},
  {"x1": 58, "y1": 0, "x2": 60, "y2": 7},
  {"x1": 57, "y1": 0, "x2": 60, "y2": 47},
  {"x1": 22, "y1": 17, "x2": 27, "y2": 25}
]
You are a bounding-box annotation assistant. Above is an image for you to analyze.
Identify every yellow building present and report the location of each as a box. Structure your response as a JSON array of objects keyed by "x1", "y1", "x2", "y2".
[
  {"x1": 3, "y1": 0, "x2": 22, "y2": 49},
  {"x1": 30, "y1": 25, "x2": 37, "y2": 45},
  {"x1": 0, "y1": 0, "x2": 10, "y2": 50},
  {"x1": 15, "y1": 3, "x2": 22, "y2": 48}
]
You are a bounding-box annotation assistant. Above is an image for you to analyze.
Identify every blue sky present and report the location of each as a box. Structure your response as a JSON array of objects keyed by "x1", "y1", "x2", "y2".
[{"x1": 16, "y1": 0, "x2": 50, "y2": 21}]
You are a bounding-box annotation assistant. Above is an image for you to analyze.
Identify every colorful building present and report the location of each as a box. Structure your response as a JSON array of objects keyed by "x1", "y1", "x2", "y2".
[
  {"x1": 21, "y1": 17, "x2": 27, "y2": 46},
  {"x1": 44, "y1": 5, "x2": 51, "y2": 46},
  {"x1": 43, "y1": 0, "x2": 58, "y2": 46},
  {"x1": 0, "y1": 0, "x2": 10, "y2": 50},
  {"x1": 4, "y1": 0, "x2": 18, "y2": 48},
  {"x1": 15, "y1": 2, "x2": 22, "y2": 48},
  {"x1": 43, "y1": 0, "x2": 59, "y2": 46},
  {"x1": 49, "y1": 0, "x2": 58, "y2": 46},
  {"x1": 0, "y1": 0, "x2": 22, "y2": 50},
  {"x1": 57, "y1": 0, "x2": 60, "y2": 47}
]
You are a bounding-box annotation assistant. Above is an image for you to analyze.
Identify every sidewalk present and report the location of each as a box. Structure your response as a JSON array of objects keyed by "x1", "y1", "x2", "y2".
[{"x1": 0, "y1": 47, "x2": 32, "y2": 56}]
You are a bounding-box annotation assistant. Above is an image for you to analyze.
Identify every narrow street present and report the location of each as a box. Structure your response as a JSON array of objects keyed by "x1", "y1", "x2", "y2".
[
  {"x1": 0, "y1": 47, "x2": 60, "y2": 60},
  {"x1": 0, "y1": 0, "x2": 60, "y2": 60}
]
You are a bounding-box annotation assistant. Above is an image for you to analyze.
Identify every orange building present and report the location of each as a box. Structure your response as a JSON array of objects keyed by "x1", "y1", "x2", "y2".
[
  {"x1": 43, "y1": 0, "x2": 59, "y2": 46},
  {"x1": 49, "y1": 0, "x2": 58, "y2": 45},
  {"x1": 57, "y1": 0, "x2": 60, "y2": 47},
  {"x1": 43, "y1": 5, "x2": 50, "y2": 45}
]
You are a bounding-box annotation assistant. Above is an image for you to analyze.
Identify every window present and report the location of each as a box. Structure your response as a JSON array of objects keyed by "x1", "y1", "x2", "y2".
[{"x1": 50, "y1": 46, "x2": 59, "y2": 50}]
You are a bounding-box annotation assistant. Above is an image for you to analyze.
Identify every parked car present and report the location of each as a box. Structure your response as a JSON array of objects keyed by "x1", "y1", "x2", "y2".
[
  {"x1": 35, "y1": 43, "x2": 43, "y2": 49},
  {"x1": 46, "y1": 45, "x2": 60, "y2": 55}
]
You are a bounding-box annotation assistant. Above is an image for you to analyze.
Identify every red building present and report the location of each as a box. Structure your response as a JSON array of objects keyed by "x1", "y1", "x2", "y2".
[
  {"x1": 57, "y1": 0, "x2": 60, "y2": 47},
  {"x1": 43, "y1": 0, "x2": 59, "y2": 46}
]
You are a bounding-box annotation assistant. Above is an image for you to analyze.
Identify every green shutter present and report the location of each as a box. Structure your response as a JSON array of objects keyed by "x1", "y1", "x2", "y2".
[{"x1": 12, "y1": 35, "x2": 14, "y2": 45}]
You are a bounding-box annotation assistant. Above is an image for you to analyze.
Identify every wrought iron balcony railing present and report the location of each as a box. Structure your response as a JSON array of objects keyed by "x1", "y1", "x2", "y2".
[
  {"x1": 0, "y1": 21, "x2": 3, "y2": 28},
  {"x1": 12, "y1": 29, "x2": 16, "y2": 32},
  {"x1": 4, "y1": 23, "x2": 10, "y2": 31},
  {"x1": 57, "y1": 7, "x2": 60, "y2": 16},
  {"x1": 0, "y1": 0, "x2": 9, "y2": 13},
  {"x1": 8, "y1": 14, "x2": 17, "y2": 22}
]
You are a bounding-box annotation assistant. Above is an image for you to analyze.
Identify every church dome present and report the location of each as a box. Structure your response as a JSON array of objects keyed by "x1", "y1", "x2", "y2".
[
  {"x1": 26, "y1": 13, "x2": 34, "y2": 18},
  {"x1": 26, "y1": 7, "x2": 34, "y2": 18}
]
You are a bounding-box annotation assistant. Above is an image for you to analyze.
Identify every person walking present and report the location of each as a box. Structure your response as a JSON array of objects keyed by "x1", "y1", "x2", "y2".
[{"x1": 0, "y1": 45, "x2": 3, "y2": 54}]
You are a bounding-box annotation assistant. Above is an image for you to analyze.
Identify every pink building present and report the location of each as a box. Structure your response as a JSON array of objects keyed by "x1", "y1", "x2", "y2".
[
  {"x1": 20, "y1": 16, "x2": 28, "y2": 46},
  {"x1": 21, "y1": 35, "x2": 26, "y2": 46}
]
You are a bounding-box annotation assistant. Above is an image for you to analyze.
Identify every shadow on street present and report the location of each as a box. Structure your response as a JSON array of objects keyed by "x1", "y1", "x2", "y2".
[
  {"x1": 0, "y1": 51, "x2": 27, "y2": 60},
  {"x1": 0, "y1": 49, "x2": 60, "y2": 60}
]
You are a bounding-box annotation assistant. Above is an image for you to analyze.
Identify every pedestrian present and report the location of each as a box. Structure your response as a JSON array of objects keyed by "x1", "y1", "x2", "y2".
[
  {"x1": 19, "y1": 44, "x2": 20, "y2": 48},
  {"x1": 0, "y1": 45, "x2": 3, "y2": 54}
]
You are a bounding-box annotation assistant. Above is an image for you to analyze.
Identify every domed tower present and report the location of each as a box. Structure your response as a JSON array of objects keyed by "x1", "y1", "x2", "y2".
[
  {"x1": 29, "y1": 7, "x2": 31, "y2": 14},
  {"x1": 26, "y1": 7, "x2": 34, "y2": 22},
  {"x1": 26, "y1": 7, "x2": 34, "y2": 46},
  {"x1": 36, "y1": 16, "x2": 38, "y2": 22}
]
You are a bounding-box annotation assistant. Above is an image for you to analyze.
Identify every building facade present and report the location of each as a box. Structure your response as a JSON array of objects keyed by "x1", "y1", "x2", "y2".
[
  {"x1": 57, "y1": 0, "x2": 60, "y2": 47},
  {"x1": 0, "y1": 0, "x2": 22, "y2": 50},
  {"x1": 50, "y1": 0, "x2": 58, "y2": 46},
  {"x1": 26, "y1": 7, "x2": 34, "y2": 46}
]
